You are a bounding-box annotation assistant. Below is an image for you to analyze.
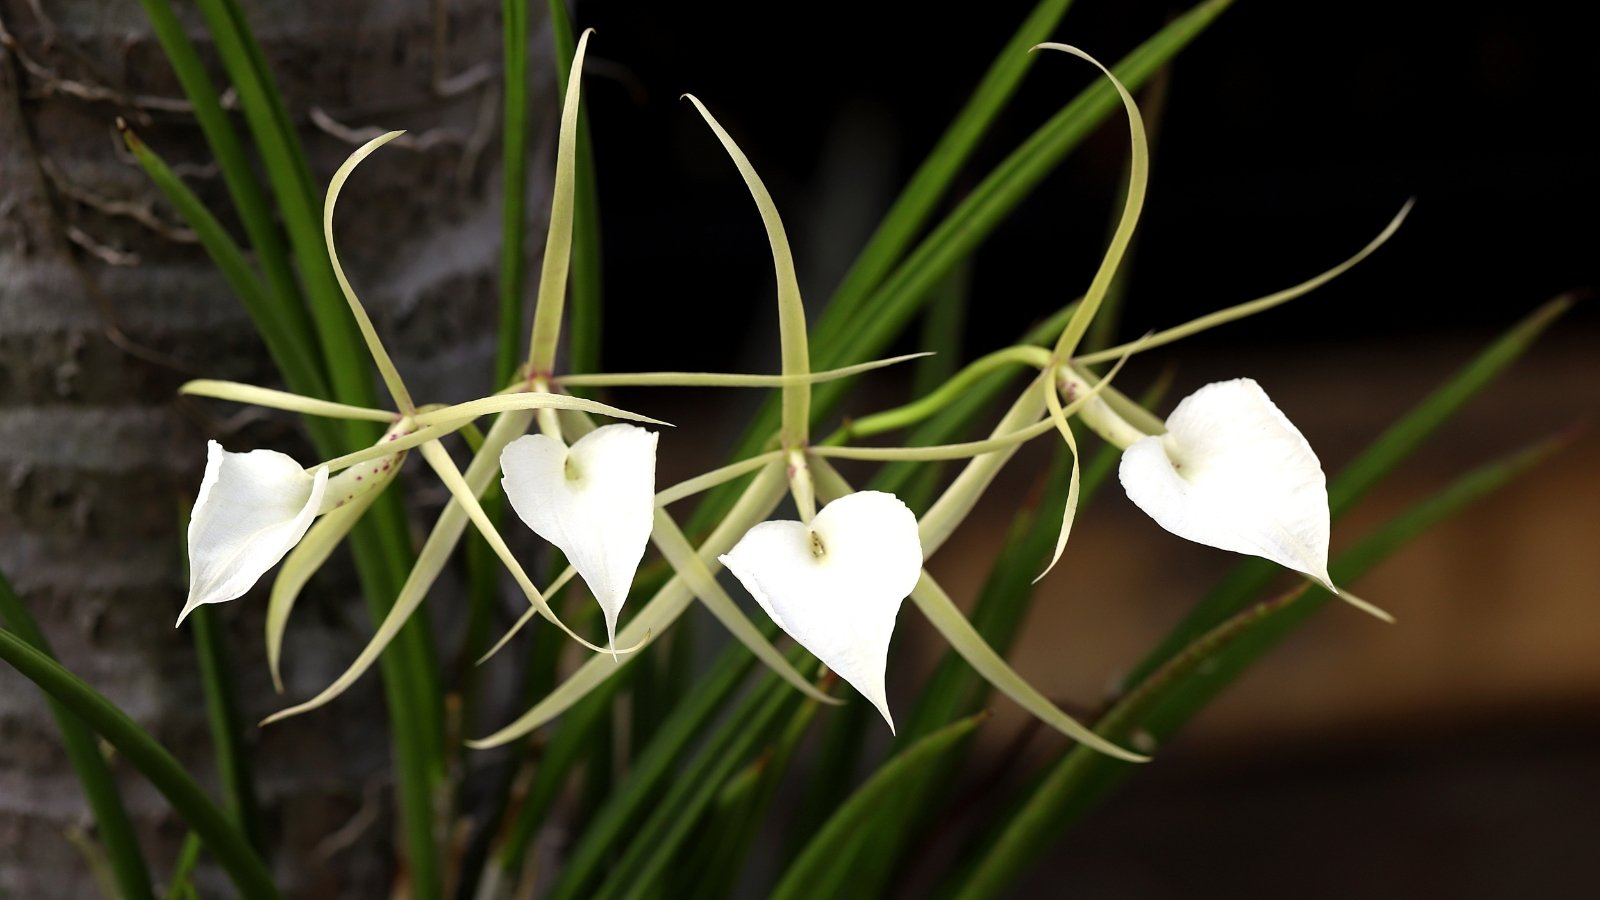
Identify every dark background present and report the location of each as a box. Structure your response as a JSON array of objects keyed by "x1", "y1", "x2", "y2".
[{"x1": 571, "y1": 0, "x2": 1595, "y2": 371}]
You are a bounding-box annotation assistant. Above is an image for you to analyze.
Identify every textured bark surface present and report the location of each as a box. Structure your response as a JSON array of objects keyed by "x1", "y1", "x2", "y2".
[{"x1": 0, "y1": 2, "x2": 550, "y2": 895}]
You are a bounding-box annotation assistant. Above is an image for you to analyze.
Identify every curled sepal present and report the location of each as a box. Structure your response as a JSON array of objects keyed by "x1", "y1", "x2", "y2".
[
  {"x1": 501, "y1": 424, "x2": 659, "y2": 651},
  {"x1": 720, "y1": 491, "x2": 922, "y2": 731},
  {"x1": 1119, "y1": 378, "x2": 1393, "y2": 622},
  {"x1": 683, "y1": 93, "x2": 811, "y2": 447},
  {"x1": 181, "y1": 441, "x2": 329, "y2": 625}
]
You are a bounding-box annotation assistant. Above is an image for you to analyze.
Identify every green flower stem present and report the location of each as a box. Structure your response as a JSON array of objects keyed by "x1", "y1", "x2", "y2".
[
  {"x1": 0, "y1": 574, "x2": 154, "y2": 900},
  {"x1": 0, "y1": 630, "x2": 279, "y2": 899},
  {"x1": 820, "y1": 345, "x2": 1051, "y2": 447},
  {"x1": 1056, "y1": 366, "x2": 1151, "y2": 448}
]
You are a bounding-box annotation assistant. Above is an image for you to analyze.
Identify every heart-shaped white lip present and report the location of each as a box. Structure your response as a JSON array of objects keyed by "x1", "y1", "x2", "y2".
[
  {"x1": 719, "y1": 490, "x2": 923, "y2": 731},
  {"x1": 501, "y1": 424, "x2": 658, "y2": 648},
  {"x1": 181, "y1": 441, "x2": 329, "y2": 625},
  {"x1": 1119, "y1": 378, "x2": 1333, "y2": 588}
]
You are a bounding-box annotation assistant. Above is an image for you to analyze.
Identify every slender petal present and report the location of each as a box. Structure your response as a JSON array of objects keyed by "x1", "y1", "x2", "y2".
[
  {"x1": 181, "y1": 441, "x2": 328, "y2": 624},
  {"x1": 501, "y1": 424, "x2": 658, "y2": 648},
  {"x1": 719, "y1": 491, "x2": 922, "y2": 731},
  {"x1": 1120, "y1": 378, "x2": 1334, "y2": 586}
]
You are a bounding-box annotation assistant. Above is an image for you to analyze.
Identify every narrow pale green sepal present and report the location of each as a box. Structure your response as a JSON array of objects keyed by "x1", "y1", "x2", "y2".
[
  {"x1": 323, "y1": 130, "x2": 415, "y2": 413},
  {"x1": 1036, "y1": 43, "x2": 1149, "y2": 362},
  {"x1": 555, "y1": 352, "x2": 932, "y2": 388},
  {"x1": 412, "y1": 391, "x2": 669, "y2": 428},
  {"x1": 683, "y1": 94, "x2": 811, "y2": 446},
  {"x1": 181, "y1": 380, "x2": 394, "y2": 422},
  {"x1": 1076, "y1": 200, "x2": 1415, "y2": 366},
  {"x1": 525, "y1": 27, "x2": 592, "y2": 372}
]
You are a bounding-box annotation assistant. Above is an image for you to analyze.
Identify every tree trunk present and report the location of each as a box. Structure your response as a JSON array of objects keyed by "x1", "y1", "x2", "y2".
[{"x1": 0, "y1": 2, "x2": 548, "y2": 896}]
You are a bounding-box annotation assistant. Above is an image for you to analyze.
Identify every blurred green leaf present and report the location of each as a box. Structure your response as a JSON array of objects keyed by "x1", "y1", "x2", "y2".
[
  {"x1": 0, "y1": 629, "x2": 278, "y2": 899},
  {"x1": 0, "y1": 572, "x2": 153, "y2": 900},
  {"x1": 119, "y1": 126, "x2": 326, "y2": 405},
  {"x1": 772, "y1": 713, "x2": 988, "y2": 900},
  {"x1": 188, "y1": 605, "x2": 265, "y2": 852},
  {"x1": 135, "y1": 0, "x2": 325, "y2": 392},
  {"x1": 162, "y1": 833, "x2": 203, "y2": 900},
  {"x1": 497, "y1": 0, "x2": 531, "y2": 383},
  {"x1": 535, "y1": 638, "x2": 777, "y2": 899},
  {"x1": 584, "y1": 657, "x2": 821, "y2": 900}
]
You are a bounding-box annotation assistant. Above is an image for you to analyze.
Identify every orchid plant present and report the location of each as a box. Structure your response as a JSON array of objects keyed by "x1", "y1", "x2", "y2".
[
  {"x1": 172, "y1": 32, "x2": 1408, "y2": 771},
  {"x1": 18, "y1": 3, "x2": 1555, "y2": 898}
]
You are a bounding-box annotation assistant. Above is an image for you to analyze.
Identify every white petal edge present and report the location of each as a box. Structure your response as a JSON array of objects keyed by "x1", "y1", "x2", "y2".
[
  {"x1": 500, "y1": 423, "x2": 658, "y2": 649},
  {"x1": 181, "y1": 441, "x2": 329, "y2": 624},
  {"x1": 719, "y1": 491, "x2": 923, "y2": 731},
  {"x1": 1119, "y1": 378, "x2": 1333, "y2": 587}
]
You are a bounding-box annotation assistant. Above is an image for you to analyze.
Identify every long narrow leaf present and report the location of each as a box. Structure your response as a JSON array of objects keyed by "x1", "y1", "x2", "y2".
[
  {"x1": 135, "y1": 0, "x2": 322, "y2": 390},
  {"x1": 0, "y1": 630, "x2": 279, "y2": 900},
  {"x1": 0, "y1": 573, "x2": 154, "y2": 900},
  {"x1": 120, "y1": 127, "x2": 326, "y2": 401},
  {"x1": 497, "y1": 0, "x2": 532, "y2": 382},
  {"x1": 188, "y1": 605, "x2": 265, "y2": 852},
  {"x1": 772, "y1": 714, "x2": 988, "y2": 900}
]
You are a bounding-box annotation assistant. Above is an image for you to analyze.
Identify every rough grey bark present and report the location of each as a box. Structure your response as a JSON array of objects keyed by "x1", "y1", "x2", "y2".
[{"x1": 0, "y1": 2, "x2": 552, "y2": 896}]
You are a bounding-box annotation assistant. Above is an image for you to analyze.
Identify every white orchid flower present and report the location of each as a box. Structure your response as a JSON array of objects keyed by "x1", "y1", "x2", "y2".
[
  {"x1": 179, "y1": 414, "x2": 415, "y2": 629},
  {"x1": 720, "y1": 491, "x2": 922, "y2": 730},
  {"x1": 501, "y1": 423, "x2": 659, "y2": 651},
  {"x1": 180, "y1": 441, "x2": 331, "y2": 625},
  {"x1": 1118, "y1": 378, "x2": 1392, "y2": 621}
]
